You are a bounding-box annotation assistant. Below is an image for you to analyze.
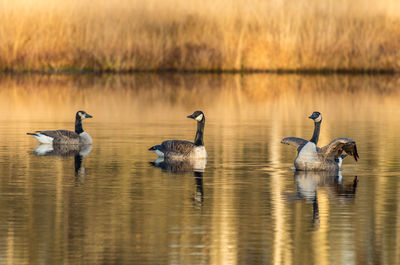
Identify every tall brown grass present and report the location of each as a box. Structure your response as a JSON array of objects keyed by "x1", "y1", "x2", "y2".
[{"x1": 1, "y1": 0, "x2": 400, "y2": 72}]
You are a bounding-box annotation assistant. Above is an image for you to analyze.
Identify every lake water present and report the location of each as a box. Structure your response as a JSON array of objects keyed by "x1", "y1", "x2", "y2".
[{"x1": 0, "y1": 74, "x2": 400, "y2": 265}]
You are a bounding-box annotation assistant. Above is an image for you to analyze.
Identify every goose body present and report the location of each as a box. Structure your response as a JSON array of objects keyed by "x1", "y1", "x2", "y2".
[
  {"x1": 150, "y1": 141, "x2": 207, "y2": 159},
  {"x1": 295, "y1": 141, "x2": 320, "y2": 169},
  {"x1": 149, "y1": 111, "x2": 207, "y2": 159},
  {"x1": 281, "y1": 112, "x2": 359, "y2": 171},
  {"x1": 293, "y1": 139, "x2": 356, "y2": 171},
  {"x1": 27, "y1": 111, "x2": 93, "y2": 145}
]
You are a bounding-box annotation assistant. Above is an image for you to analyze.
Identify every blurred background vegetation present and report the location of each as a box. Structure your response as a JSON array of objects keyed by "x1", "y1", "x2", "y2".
[{"x1": 1, "y1": 0, "x2": 400, "y2": 72}]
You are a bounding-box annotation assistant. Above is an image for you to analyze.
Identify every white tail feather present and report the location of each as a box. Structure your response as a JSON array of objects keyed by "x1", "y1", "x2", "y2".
[{"x1": 33, "y1": 134, "x2": 54, "y2": 144}]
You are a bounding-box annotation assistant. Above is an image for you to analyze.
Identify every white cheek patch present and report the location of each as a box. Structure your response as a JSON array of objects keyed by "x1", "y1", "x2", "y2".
[
  {"x1": 79, "y1": 112, "x2": 85, "y2": 119},
  {"x1": 314, "y1": 115, "x2": 322, "y2": 122},
  {"x1": 195, "y1": 114, "x2": 203, "y2": 121}
]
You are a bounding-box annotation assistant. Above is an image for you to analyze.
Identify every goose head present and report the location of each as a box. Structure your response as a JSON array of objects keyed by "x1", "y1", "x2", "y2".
[
  {"x1": 187, "y1": 110, "x2": 205, "y2": 122},
  {"x1": 308, "y1": 111, "x2": 322, "y2": 123},
  {"x1": 76, "y1": 110, "x2": 93, "y2": 120}
]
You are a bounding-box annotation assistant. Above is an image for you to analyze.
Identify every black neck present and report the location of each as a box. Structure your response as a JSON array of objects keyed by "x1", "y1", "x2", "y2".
[
  {"x1": 75, "y1": 116, "x2": 84, "y2": 134},
  {"x1": 194, "y1": 120, "x2": 205, "y2": 146},
  {"x1": 310, "y1": 121, "x2": 321, "y2": 144}
]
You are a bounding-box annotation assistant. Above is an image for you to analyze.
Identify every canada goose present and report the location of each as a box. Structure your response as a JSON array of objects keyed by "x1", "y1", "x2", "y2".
[
  {"x1": 27, "y1": 111, "x2": 93, "y2": 145},
  {"x1": 281, "y1": 112, "x2": 359, "y2": 171},
  {"x1": 149, "y1": 110, "x2": 207, "y2": 159}
]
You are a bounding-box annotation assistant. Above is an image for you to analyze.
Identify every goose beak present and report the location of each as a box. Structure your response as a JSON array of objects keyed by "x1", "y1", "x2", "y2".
[
  {"x1": 85, "y1": 113, "x2": 93, "y2": 118},
  {"x1": 187, "y1": 114, "x2": 195, "y2": 119},
  {"x1": 308, "y1": 114, "x2": 315, "y2": 119}
]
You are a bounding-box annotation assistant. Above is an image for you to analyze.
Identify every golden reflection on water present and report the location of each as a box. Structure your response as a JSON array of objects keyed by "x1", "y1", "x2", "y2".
[
  {"x1": 0, "y1": 74, "x2": 400, "y2": 264},
  {"x1": 1, "y1": 74, "x2": 400, "y2": 124},
  {"x1": 313, "y1": 190, "x2": 329, "y2": 265}
]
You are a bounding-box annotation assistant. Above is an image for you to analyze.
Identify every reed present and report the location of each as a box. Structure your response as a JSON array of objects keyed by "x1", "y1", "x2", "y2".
[{"x1": 1, "y1": 0, "x2": 400, "y2": 72}]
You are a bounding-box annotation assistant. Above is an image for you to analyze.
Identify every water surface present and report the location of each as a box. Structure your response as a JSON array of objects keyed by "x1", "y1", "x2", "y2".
[{"x1": 0, "y1": 74, "x2": 400, "y2": 264}]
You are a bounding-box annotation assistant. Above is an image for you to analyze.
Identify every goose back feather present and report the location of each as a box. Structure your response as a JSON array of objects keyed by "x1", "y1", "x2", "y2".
[
  {"x1": 149, "y1": 140, "x2": 206, "y2": 159},
  {"x1": 37, "y1": 130, "x2": 80, "y2": 145},
  {"x1": 157, "y1": 140, "x2": 194, "y2": 154}
]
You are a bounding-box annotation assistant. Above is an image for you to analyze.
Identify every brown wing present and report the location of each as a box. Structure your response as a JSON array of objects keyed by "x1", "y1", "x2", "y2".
[
  {"x1": 160, "y1": 140, "x2": 195, "y2": 155},
  {"x1": 39, "y1": 130, "x2": 80, "y2": 144},
  {"x1": 281, "y1": 137, "x2": 308, "y2": 152},
  {"x1": 319, "y1": 137, "x2": 359, "y2": 161},
  {"x1": 38, "y1": 130, "x2": 79, "y2": 139}
]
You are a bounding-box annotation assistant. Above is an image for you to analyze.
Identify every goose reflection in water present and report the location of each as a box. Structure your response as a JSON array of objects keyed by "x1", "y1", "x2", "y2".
[
  {"x1": 33, "y1": 144, "x2": 92, "y2": 180},
  {"x1": 294, "y1": 170, "x2": 358, "y2": 226},
  {"x1": 150, "y1": 157, "x2": 206, "y2": 205}
]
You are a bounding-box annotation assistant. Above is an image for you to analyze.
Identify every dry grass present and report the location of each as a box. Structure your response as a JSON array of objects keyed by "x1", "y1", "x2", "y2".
[{"x1": 1, "y1": 0, "x2": 400, "y2": 72}]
